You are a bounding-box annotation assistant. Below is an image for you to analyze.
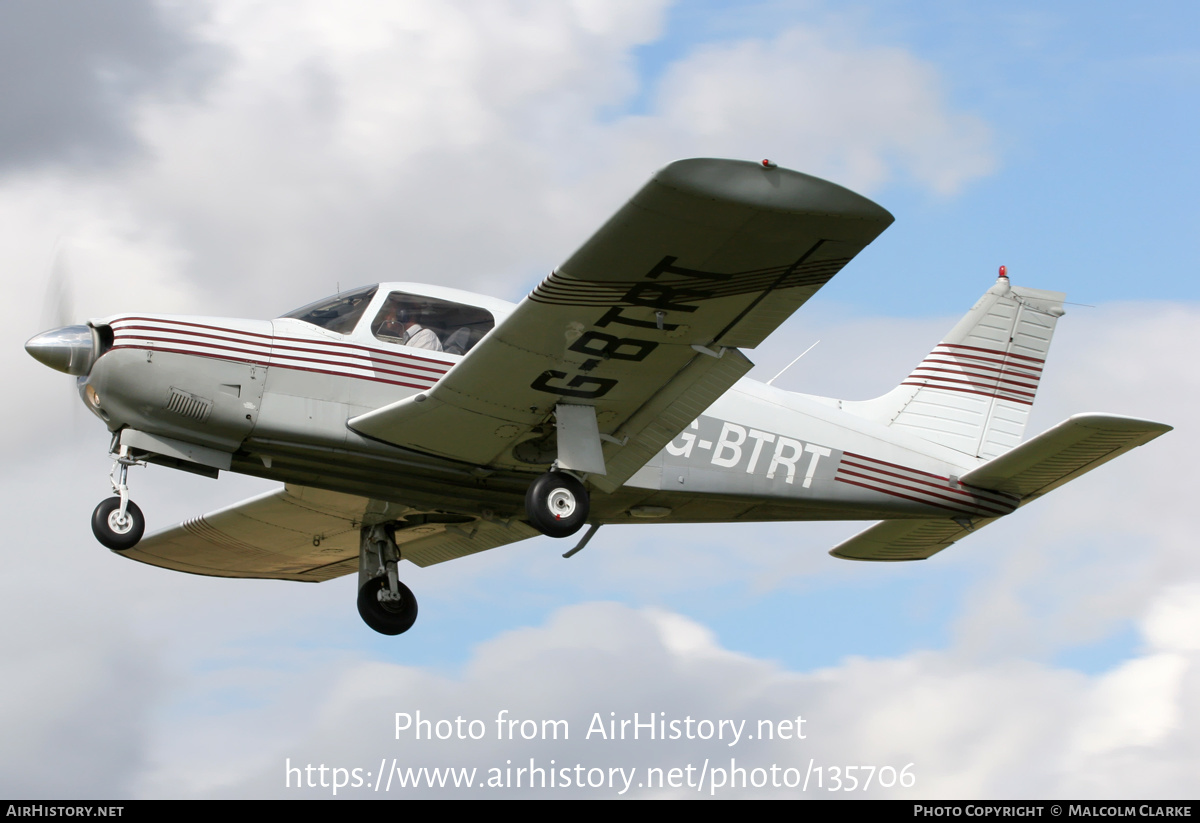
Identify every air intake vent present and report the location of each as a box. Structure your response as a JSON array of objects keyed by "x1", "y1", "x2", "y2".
[{"x1": 166, "y1": 387, "x2": 213, "y2": 422}]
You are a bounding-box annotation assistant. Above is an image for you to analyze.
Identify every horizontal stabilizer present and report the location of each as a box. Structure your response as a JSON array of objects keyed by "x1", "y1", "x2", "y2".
[
  {"x1": 831, "y1": 413, "x2": 1170, "y2": 562},
  {"x1": 958, "y1": 413, "x2": 1171, "y2": 499},
  {"x1": 830, "y1": 516, "x2": 1000, "y2": 561}
]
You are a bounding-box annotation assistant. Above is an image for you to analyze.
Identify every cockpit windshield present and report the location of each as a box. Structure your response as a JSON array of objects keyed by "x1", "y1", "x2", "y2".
[{"x1": 281, "y1": 285, "x2": 378, "y2": 334}]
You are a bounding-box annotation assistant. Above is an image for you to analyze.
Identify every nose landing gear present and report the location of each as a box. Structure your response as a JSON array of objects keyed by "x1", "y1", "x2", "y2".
[{"x1": 92, "y1": 445, "x2": 145, "y2": 551}]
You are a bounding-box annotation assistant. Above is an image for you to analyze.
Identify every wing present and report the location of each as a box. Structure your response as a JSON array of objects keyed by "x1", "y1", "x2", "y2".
[
  {"x1": 831, "y1": 414, "x2": 1171, "y2": 561},
  {"x1": 121, "y1": 484, "x2": 538, "y2": 581},
  {"x1": 349, "y1": 159, "x2": 894, "y2": 492}
]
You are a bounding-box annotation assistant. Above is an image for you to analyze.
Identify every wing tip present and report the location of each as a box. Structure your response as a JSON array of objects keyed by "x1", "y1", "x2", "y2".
[
  {"x1": 1067, "y1": 412, "x2": 1173, "y2": 436},
  {"x1": 655, "y1": 158, "x2": 895, "y2": 226}
]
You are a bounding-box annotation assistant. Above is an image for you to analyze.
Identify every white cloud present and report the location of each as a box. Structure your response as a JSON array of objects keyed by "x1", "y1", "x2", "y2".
[
  {"x1": 147, "y1": 586, "x2": 1196, "y2": 799},
  {"x1": 631, "y1": 25, "x2": 995, "y2": 195},
  {"x1": 3, "y1": 1, "x2": 998, "y2": 331}
]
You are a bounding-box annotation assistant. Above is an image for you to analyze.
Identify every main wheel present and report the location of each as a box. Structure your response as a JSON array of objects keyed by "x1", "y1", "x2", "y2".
[
  {"x1": 525, "y1": 471, "x2": 589, "y2": 538},
  {"x1": 357, "y1": 576, "x2": 419, "y2": 635},
  {"x1": 91, "y1": 497, "x2": 145, "y2": 551}
]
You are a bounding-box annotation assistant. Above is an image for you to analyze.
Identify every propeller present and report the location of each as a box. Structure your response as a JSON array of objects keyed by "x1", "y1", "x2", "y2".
[
  {"x1": 40, "y1": 239, "x2": 76, "y2": 331},
  {"x1": 27, "y1": 241, "x2": 96, "y2": 375}
]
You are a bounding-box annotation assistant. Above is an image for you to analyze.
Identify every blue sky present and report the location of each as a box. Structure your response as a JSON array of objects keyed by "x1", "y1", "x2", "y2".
[
  {"x1": 2, "y1": 0, "x2": 1197, "y2": 798},
  {"x1": 634, "y1": 2, "x2": 1200, "y2": 312}
]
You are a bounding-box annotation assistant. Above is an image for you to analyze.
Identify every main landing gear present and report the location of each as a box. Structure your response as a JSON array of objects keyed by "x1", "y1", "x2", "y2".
[
  {"x1": 524, "y1": 470, "x2": 589, "y2": 539},
  {"x1": 92, "y1": 445, "x2": 145, "y2": 551},
  {"x1": 357, "y1": 524, "x2": 418, "y2": 635}
]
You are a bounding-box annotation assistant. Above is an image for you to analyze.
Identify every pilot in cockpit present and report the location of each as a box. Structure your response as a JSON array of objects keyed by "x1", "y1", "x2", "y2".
[{"x1": 374, "y1": 298, "x2": 443, "y2": 352}]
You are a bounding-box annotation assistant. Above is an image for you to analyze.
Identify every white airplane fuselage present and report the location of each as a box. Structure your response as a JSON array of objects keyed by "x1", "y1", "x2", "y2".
[{"x1": 79, "y1": 286, "x2": 1013, "y2": 531}]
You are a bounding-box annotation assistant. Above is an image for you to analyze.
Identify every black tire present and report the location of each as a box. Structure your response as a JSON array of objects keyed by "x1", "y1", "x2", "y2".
[
  {"x1": 357, "y1": 576, "x2": 418, "y2": 635},
  {"x1": 91, "y1": 497, "x2": 145, "y2": 551},
  {"x1": 525, "y1": 471, "x2": 589, "y2": 538}
]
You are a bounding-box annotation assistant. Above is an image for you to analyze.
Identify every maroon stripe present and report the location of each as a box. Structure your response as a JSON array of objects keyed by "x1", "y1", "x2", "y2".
[
  {"x1": 269, "y1": 332, "x2": 452, "y2": 366},
  {"x1": 900, "y1": 381, "x2": 1035, "y2": 405},
  {"x1": 834, "y1": 476, "x2": 981, "y2": 517},
  {"x1": 917, "y1": 357, "x2": 1042, "y2": 379},
  {"x1": 116, "y1": 326, "x2": 452, "y2": 375},
  {"x1": 913, "y1": 364, "x2": 1041, "y2": 387},
  {"x1": 113, "y1": 316, "x2": 275, "y2": 340},
  {"x1": 268, "y1": 341, "x2": 448, "y2": 375},
  {"x1": 908, "y1": 369, "x2": 1039, "y2": 394},
  {"x1": 115, "y1": 335, "x2": 441, "y2": 384},
  {"x1": 839, "y1": 459, "x2": 1009, "y2": 504},
  {"x1": 937, "y1": 342, "x2": 1046, "y2": 364},
  {"x1": 111, "y1": 342, "x2": 435, "y2": 390},
  {"x1": 114, "y1": 315, "x2": 455, "y2": 368},
  {"x1": 269, "y1": 352, "x2": 436, "y2": 384},
  {"x1": 836, "y1": 468, "x2": 1011, "y2": 516},
  {"x1": 840, "y1": 453, "x2": 1017, "y2": 506},
  {"x1": 921, "y1": 351, "x2": 1044, "y2": 373},
  {"x1": 114, "y1": 334, "x2": 273, "y2": 359},
  {"x1": 112, "y1": 323, "x2": 273, "y2": 348},
  {"x1": 841, "y1": 452, "x2": 949, "y2": 482}
]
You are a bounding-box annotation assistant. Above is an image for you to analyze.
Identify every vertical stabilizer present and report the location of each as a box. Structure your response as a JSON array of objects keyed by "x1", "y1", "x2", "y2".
[{"x1": 844, "y1": 271, "x2": 1066, "y2": 460}]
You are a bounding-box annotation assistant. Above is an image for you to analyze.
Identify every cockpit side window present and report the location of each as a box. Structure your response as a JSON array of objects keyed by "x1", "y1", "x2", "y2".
[
  {"x1": 371, "y1": 292, "x2": 495, "y2": 355},
  {"x1": 281, "y1": 285, "x2": 379, "y2": 334}
]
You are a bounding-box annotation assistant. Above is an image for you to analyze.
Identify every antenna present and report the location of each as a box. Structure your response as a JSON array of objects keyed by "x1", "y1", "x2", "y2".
[{"x1": 766, "y1": 340, "x2": 819, "y2": 386}]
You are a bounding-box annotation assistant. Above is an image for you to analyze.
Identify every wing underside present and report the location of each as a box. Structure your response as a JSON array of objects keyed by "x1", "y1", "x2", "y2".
[{"x1": 120, "y1": 484, "x2": 538, "y2": 581}]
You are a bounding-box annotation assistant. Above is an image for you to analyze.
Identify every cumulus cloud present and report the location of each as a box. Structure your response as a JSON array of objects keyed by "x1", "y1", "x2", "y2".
[
  {"x1": 138, "y1": 586, "x2": 1194, "y2": 799},
  {"x1": 1, "y1": 0, "x2": 996, "y2": 331},
  {"x1": 620, "y1": 25, "x2": 995, "y2": 195},
  {"x1": 0, "y1": 0, "x2": 218, "y2": 172}
]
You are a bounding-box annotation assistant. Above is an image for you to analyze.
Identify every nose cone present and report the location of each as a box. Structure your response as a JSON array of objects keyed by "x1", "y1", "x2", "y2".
[{"x1": 25, "y1": 325, "x2": 96, "y2": 375}]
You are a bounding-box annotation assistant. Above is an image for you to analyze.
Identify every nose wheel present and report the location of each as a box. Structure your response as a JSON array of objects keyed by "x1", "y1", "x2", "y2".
[
  {"x1": 92, "y1": 497, "x2": 146, "y2": 551},
  {"x1": 93, "y1": 444, "x2": 146, "y2": 551},
  {"x1": 525, "y1": 470, "x2": 589, "y2": 538}
]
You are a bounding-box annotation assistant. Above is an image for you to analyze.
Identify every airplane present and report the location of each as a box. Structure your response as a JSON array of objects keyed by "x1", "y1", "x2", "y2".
[{"x1": 25, "y1": 158, "x2": 1170, "y2": 636}]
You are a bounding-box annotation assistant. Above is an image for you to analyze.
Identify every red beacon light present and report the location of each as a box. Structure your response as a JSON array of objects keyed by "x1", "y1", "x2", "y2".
[{"x1": 998, "y1": 265, "x2": 1008, "y2": 279}]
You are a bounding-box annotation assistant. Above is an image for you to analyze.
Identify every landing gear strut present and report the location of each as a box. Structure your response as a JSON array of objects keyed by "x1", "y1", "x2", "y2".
[
  {"x1": 357, "y1": 524, "x2": 418, "y2": 635},
  {"x1": 525, "y1": 470, "x2": 589, "y2": 538},
  {"x1": 92, "y1": 445, "x2": 145, "y2": 551}
]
